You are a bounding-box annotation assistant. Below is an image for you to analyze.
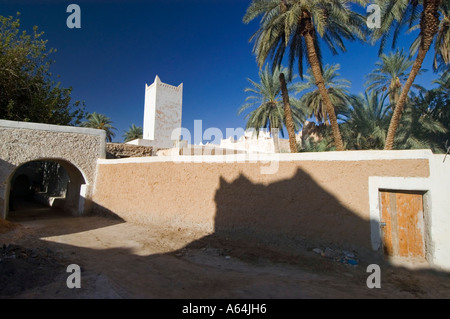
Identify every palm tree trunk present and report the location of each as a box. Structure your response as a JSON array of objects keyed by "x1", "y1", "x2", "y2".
[
  {"x1": 384, "y1": 0, "x2": 442, "y2": 150},
  {"x1": 389, "y1": 78, "x2": 402, "y2": 111},
  {"x1": 303, "y1": 32, "x2": 345, "y2": 151},
  {"x1": 279, "y1": 72, "x2": 298, "y2": 153},
  {"x1": 271, "y1": 127, "x2": 281, "y2": 153}
]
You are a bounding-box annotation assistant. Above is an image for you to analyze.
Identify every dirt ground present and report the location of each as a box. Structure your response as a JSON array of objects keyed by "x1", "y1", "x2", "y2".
[{"x1": 1, "y1": 203, "x2": 450, "y2": 299}]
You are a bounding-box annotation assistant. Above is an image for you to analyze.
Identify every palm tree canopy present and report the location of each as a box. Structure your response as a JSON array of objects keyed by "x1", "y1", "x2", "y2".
[
  {"x1": 408, "y1": 2, "x2": 450, "y2": 71},
  {"x1": 342, "y1": 91, "x2": 391, "y2": 150},
  {"x1": 371, "y1": 0, "x2": 422, "y2": 54},
  {"x1": 372, "y1": 0, "x2": 447, "y2": 70},
  {"x1": 365, "y1": 49, "x2": 426, "y2": 105},
  {"x1": 430, "y1": 71, "x2": 450, "y2": 146},
  {"x1": 238, "y1": 64, "x2": 307, "y2": 135},
  {"x1": 81, "y1": 112, "x2": 116, "y2": 142},
  {"x1": 243, "y1": 0, "x2": 368, "y2": 79},
  {"x1": 341, "y1": 89, "x2": 447, "y2": 152},
  {"x1": 432, "y1": 70, "x2": 450, "y2": 92},
  {"x1": 394, "y1": 90, "x2": 448, "y2": 152},
  {"x1": 380, "y1": 0, "x2": 450, "y2": 71},
  {"x1": 296, "y1": 64, "x2": 351, "y2": 123},
  {"x1": 123, "y1": 124, "x2": 143, "y2": 142},
  {"x1": 371, "y1": 0, "x2": 444, "y2": 150},
  {"x1": 243, "y1": 0, "x2": 368, "y2": 151}
]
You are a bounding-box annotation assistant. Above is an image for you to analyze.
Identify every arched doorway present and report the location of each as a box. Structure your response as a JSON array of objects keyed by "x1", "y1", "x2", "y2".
[{"x1": 6, "y1": 159, "x2": 87, "y2": 220}]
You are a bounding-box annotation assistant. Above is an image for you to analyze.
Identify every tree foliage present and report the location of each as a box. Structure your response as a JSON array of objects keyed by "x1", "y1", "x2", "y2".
[
  {"x1": 296, "y1": 64, "x2": 351, "y2": 124},
  {"x1": 81, "y1": 112, "x2": 117, "y2": 142},
  {"x1": 309, "y1": 87, "x2": 448, "y2": 153},
  {"x1": 370, "y1": 0, "x2": 447, "y2": 149},
  {"x1": 238, "y1": 64, "x2": 307, "y2": 135},
  {"x1": 0, "y1": 14, "x2": 85, "y2": 125},
  {"x1": 341, "y1": 91, "x2": 391, "y2": 150},
  {"x1": 243, "y1": 0, "x2": 368, "y2": 151},
  {"x1": 243, "y1": 0, "x2": 368, "y2": 79},
  {"x1": 365, "y1": 49, "x2": 426, "y2": 108},
  {"x1": 123, "y1": 124, "x2": 143, "y2": 143}
]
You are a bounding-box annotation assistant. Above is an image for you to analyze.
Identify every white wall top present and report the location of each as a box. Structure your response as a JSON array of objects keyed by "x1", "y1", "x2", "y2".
[
  {"x1": 0, "y1": 119, "x2": 106, "y2": 137},
  {"x1": 97, "y1": 149, "x2": 434, "y2": 165}
]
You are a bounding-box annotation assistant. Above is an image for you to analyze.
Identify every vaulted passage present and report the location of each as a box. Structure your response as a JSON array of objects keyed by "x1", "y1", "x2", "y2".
[
  {"x1": 7, "y1": 159, "x2": 87, "y2": 220},
  {"x1": 0, "y1": 119, "x2": 106, "y2": 219}
]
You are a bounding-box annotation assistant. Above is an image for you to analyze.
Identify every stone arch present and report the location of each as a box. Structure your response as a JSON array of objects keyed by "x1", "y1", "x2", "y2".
[
  {"x1": 0, "y1": 119, "x2": 106, "y2": 220},
  {"x1": 4, "y1": 158, "x2": 88, "y2": 219}
]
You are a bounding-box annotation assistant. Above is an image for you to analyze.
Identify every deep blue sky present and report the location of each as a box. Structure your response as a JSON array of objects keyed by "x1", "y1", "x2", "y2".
[{"x1": 0, "y1": 0, "x2": 439, "y2": 143}]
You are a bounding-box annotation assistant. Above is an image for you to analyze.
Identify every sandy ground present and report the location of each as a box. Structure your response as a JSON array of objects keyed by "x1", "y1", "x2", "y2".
[{"x1": 1, "y1": 203, "x2": 450, "y2": 299}]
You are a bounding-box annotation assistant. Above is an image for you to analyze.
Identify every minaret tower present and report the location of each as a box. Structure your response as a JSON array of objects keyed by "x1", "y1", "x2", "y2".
[{"x1": 142, "y1": 75, "x2": 183, "y2": 149}]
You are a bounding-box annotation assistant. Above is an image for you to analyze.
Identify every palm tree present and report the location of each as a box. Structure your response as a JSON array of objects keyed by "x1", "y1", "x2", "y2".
[
  {"x1": 431, "y1": 71, "x2": 450, "y2": 146},
  {"x1": 432, "y1": 2, "x2": 449, "y2": 72},
  {"x1": 296, "y1": 64, "x2": 352, "y2": 125},
  {"x1": 408, "y1": 2, "x2": 449, "y2": 72},
  {"x1": 395, "y1": 91, "x2": 447, "y2": 152},
  {"x1": 81, "y1": 112, "x2": 116, "y2": 142},
  {"x1": 238, "y1": 64, "x2": 307, "y2": 152},
  {"x1": 433, "y1": 70, "x2": 450, "y2": 94},
  {"x1": 123, "y1": 124, "x2": 143, "y2": 142},
  {"x1": 342, "y1": 91, "x2": 391, "y2": 150},
  {"x1": 341, "y1": 90, "x2": 447, "y2": 152},
  {"x1": 410, "y1": 71, "x2": 450, "y2": 149},
  {"x1": 300, "y1": 133, "x2": 334, "y2": 152},
  {"x1": 372, "y1": 0, "x2": 446, "y2": 150},
  {"x1": 279, "y1": 72, "x2": 299, "y2": 152},
  {"x1": 243, "y1": 0, "x2": 368, "y2": 151},
  {"x1": 365, "y1": 49, "x2": 426, "y2": 110}
]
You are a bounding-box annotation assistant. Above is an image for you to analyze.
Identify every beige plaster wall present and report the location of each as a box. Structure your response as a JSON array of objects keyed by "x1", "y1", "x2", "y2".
[{"x1": 92, "y1": 151, "x2": 430, "y2": 254}]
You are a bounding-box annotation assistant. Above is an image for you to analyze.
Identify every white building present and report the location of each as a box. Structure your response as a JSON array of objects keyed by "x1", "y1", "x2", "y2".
[
  {"x1": 219, "y1": 129, "x2": 290, "y2": 154},
  {"x1": 128, "y1": 75, "x2": 183, "y2": 149}
]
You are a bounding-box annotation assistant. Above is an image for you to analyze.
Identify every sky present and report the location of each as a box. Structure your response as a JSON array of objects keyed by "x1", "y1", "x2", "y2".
[{"x1": 0, "y1": 0, "x2": 440, "y2": 144}]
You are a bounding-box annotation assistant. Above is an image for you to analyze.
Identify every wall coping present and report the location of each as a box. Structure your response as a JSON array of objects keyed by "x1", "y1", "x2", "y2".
[
  {"x1": 97, "y1": 149, "x2": 434, "y2": 165},
  {"x1": 0, "y1": 119, "x2": 106, "y2": 138}
]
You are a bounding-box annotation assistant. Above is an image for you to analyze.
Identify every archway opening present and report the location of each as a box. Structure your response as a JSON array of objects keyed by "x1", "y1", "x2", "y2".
[{"x1": 7, "y1": 159, "x2": 86, "y2": 220}]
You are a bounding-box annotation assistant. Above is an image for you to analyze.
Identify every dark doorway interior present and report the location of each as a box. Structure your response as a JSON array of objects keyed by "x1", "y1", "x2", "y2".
[{"x1": 8, "y1": 160, "x2": 75, "y2": 220}]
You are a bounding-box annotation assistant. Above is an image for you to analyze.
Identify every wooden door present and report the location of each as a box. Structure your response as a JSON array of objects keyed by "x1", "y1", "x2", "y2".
[{"x1": 379, "y1": 190, "x2": 425, "y2": 258}]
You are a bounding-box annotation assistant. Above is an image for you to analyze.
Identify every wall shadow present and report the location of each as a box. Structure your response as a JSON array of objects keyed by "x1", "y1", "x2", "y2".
[
  {"x1": 89, "y1": 201, "x2": 126, "y2": 222},
  {"x1": 211, "y1": 169, "x2": 373, "y2": 258},
  {"x1": 1, "y1": 221, "x2": 449, "y2": 299}
]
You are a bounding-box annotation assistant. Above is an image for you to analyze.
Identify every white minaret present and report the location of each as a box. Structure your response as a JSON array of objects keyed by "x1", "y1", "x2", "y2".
[{"x1": 142, "y1": 75, "x2": 183, "y2": 149}]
